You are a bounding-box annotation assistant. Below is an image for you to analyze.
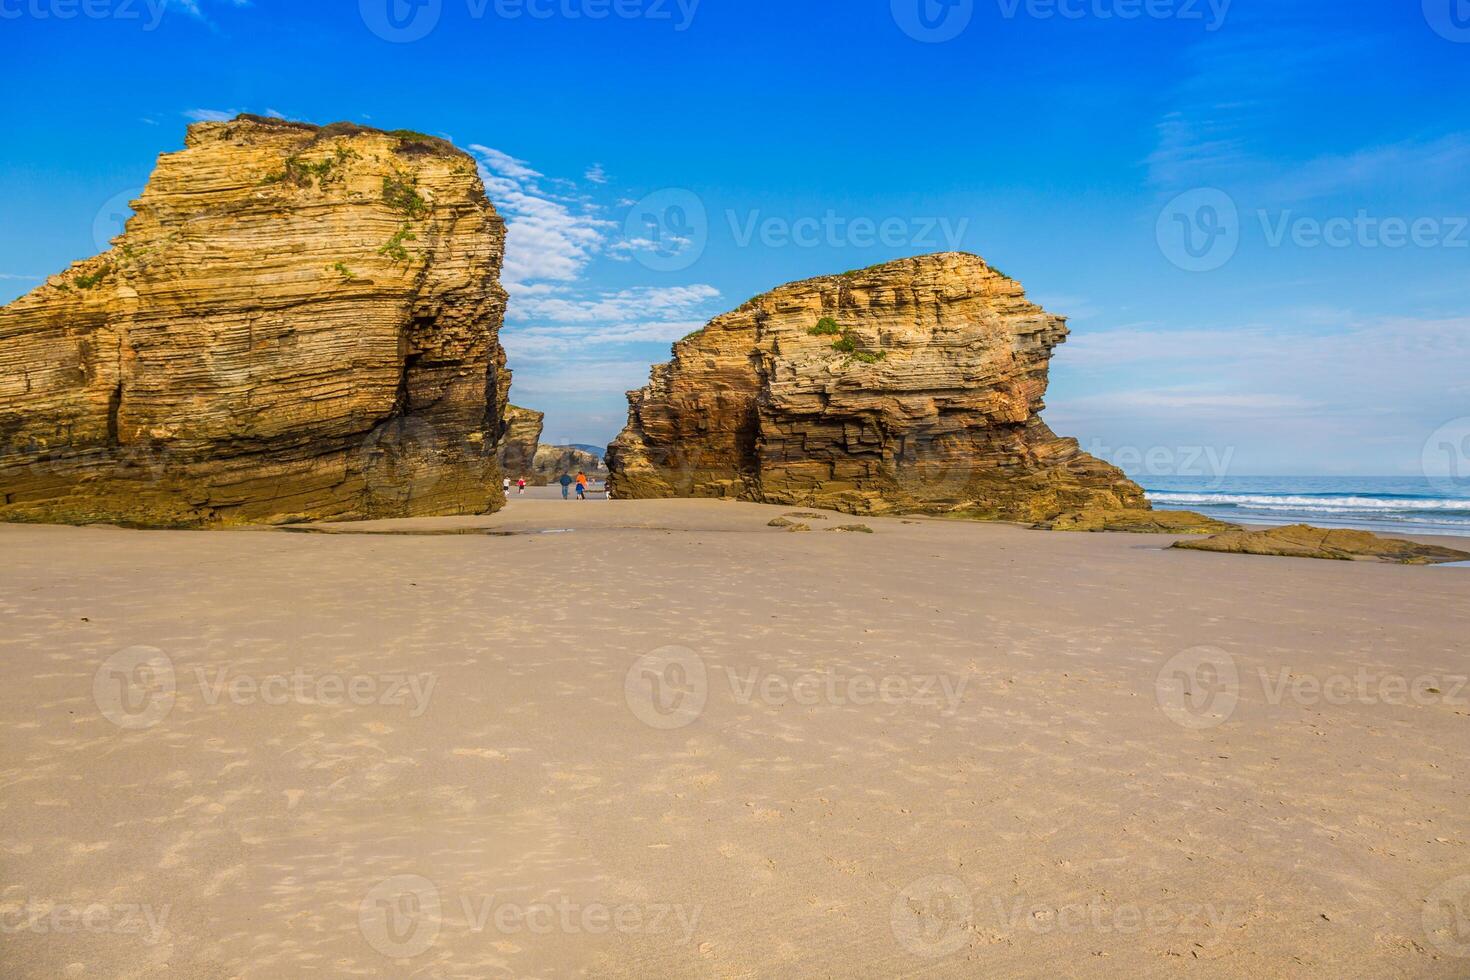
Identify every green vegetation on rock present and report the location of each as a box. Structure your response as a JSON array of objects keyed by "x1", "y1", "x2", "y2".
[
  {"x1": 382, "y1": 171, "x2": 428, "y2": 218},
  {"x1": 379, "y1": 224, "x2": 418, "y2": 263},
  {"x1": 74, "y1": 264, "x2": 111, "y2": 289}
]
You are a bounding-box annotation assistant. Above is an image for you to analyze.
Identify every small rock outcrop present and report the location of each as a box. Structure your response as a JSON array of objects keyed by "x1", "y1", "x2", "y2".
[
  {"x1": 608, "y1": 253, "x2": 1148, "y2": 522},
  {"x1": 1043, "y1": 509, "x2": 1237, "y2": 535},
  {"x1": 531, "y1": 445, "x2": 607, "y2": 485},
  {"x1": 1173, "y1": 525, "x2": 1470, "y2": 564},
  {"x1": 498, "y1": 404, "x2": 544, "y2": 480},
  {"x1": 0, "y1": 115, "x2": 511, "y2": 527}
]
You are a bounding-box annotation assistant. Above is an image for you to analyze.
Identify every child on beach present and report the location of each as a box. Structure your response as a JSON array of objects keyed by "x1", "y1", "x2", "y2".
[
  {"x1": 575, "y1": 472, "x2": 588, "y2": 500},
  {"x1": 517, "y1": 477, "x2": 527, "y2": 494}
]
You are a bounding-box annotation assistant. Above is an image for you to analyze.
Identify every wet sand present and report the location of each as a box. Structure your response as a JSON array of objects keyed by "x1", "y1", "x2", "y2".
[{"x1": 2, "y1": 497, "x2": 1468, "y2": 978}]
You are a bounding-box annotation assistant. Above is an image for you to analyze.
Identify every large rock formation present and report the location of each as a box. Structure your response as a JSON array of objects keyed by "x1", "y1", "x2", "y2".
[
  {"x1": 0, "y1": 115, "x2": 510, "y2": 527},
  {"x1": 608, "y1": 253, "x2": 1148, "y2": 522},
  {"x1": 497, "y1": 404, "x2": 544, "y2": 479}
]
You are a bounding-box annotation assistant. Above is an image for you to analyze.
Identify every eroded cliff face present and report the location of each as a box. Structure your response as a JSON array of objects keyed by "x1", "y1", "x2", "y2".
[
  {"x1": 0, "y1": 115, "x2": 510, "y2": 527},
  {"x1": 497, "y1": 404, "x2": 544, "y2": 479},
  {"x1": 608, "y1": 252, "x2": 1148, "y2": 522}
]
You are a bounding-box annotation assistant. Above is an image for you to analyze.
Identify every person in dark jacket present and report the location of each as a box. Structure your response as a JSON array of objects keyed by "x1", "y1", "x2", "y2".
[{"x1": 559, "y1": 473, "x2": 573, "y2": 500}]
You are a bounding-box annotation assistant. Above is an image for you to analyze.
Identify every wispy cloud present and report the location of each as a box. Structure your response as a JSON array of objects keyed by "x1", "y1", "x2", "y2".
[
  {"x1": 470, "y1": 145, "x2": 613, "y2": 287},
  {"x1": 511, "y1": 285, "x2": 719, "y2": 324},
  {"x1": 468, "y1": 144, "x2": 724, "y2": 439},
  {"x1": 182, "y1": 108, "x2": 237, "y2": 122}
]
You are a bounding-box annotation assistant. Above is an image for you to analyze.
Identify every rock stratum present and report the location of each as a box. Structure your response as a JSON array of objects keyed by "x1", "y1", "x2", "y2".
[
  {"x1": 530, "y1": 445, "x2": 607, "y2": 485},
  {"x1": 498, "y1": 405, "x2": 545, "y2": 479},
  {"x1": 608, "y1": 253, "x2": 1150, "y2": 523},
  {"x1": 0, "y1": 115, "x2": 511, "y2": 527},
  {"x1": 1174, "y1": 525, "x2": 1470, "y2": 565}
]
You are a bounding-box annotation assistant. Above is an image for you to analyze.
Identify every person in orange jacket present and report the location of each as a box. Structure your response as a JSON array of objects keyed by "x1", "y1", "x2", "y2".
[{"x1": 575, "y1": 471, "x2": 588, "y2": 500}]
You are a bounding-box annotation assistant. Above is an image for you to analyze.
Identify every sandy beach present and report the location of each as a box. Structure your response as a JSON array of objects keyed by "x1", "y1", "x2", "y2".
[{"x1": 2, "y1": 497, "x2": 1468, "y2": 978}]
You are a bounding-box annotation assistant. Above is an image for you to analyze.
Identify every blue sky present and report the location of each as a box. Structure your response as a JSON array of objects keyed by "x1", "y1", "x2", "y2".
[{"x1": 2, "y1": 0, "x2": 1467, "y2": 476}]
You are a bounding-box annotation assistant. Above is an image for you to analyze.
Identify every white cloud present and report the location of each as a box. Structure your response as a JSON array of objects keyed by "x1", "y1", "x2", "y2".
[
  {"x1": 182, "y1": 108, "x2": 236, "y2": 122},
  {"x1": 511, "y1": 285, "x2": 719, "y2": 324},
  {"x1": 585, "y1": 164, "x2": 610, "y2": 185},
  {"x1": 470, "y1": 145, "x2": 544, "y2": 184},
  {"x1": 470, "y1": 145, "x2": 613, "y2": 287}
]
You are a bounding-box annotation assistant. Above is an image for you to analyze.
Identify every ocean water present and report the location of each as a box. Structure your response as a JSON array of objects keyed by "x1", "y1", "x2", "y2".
[{"x1": 1140, "y1": 476, "x2": 1470, "y2": 537}]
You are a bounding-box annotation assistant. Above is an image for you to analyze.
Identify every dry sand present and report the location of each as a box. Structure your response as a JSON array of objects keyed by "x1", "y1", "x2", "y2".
[{"x1": 1, "y1": 495, "x2": 1468, "y2": 978}]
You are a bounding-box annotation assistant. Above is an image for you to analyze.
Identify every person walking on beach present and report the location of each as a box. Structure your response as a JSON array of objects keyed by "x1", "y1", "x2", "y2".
[
  {"x1": 575, "y1": 471, "x2": 588, "y2": 500},
  {"x1": 517, "y1": 477, "x2": 527, "y2": 494},
  {"x1": 559, "y1": 473, "x2": 573, "y2": 500},
  {"x1": 502, "y1": 476, "x2": 511, "y2": 497}
]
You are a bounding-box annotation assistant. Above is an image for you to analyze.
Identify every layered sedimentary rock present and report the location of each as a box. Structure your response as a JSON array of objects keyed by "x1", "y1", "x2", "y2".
[
  {"x1": 608, "y1": 253, "x2": 1148, "y2": 522},
  {"x1": 497, "y1": 405, "x2": 544, "y2": 479},
  {"x1": 531, "y1": 445, "x2": 607, "y2": 485},
  {"x1": 0, "y1": 115, "x2": 510, "y2": 527},
  {"x1": 1174, "y1": 525, "x2": 1470, "y2": 564}
]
